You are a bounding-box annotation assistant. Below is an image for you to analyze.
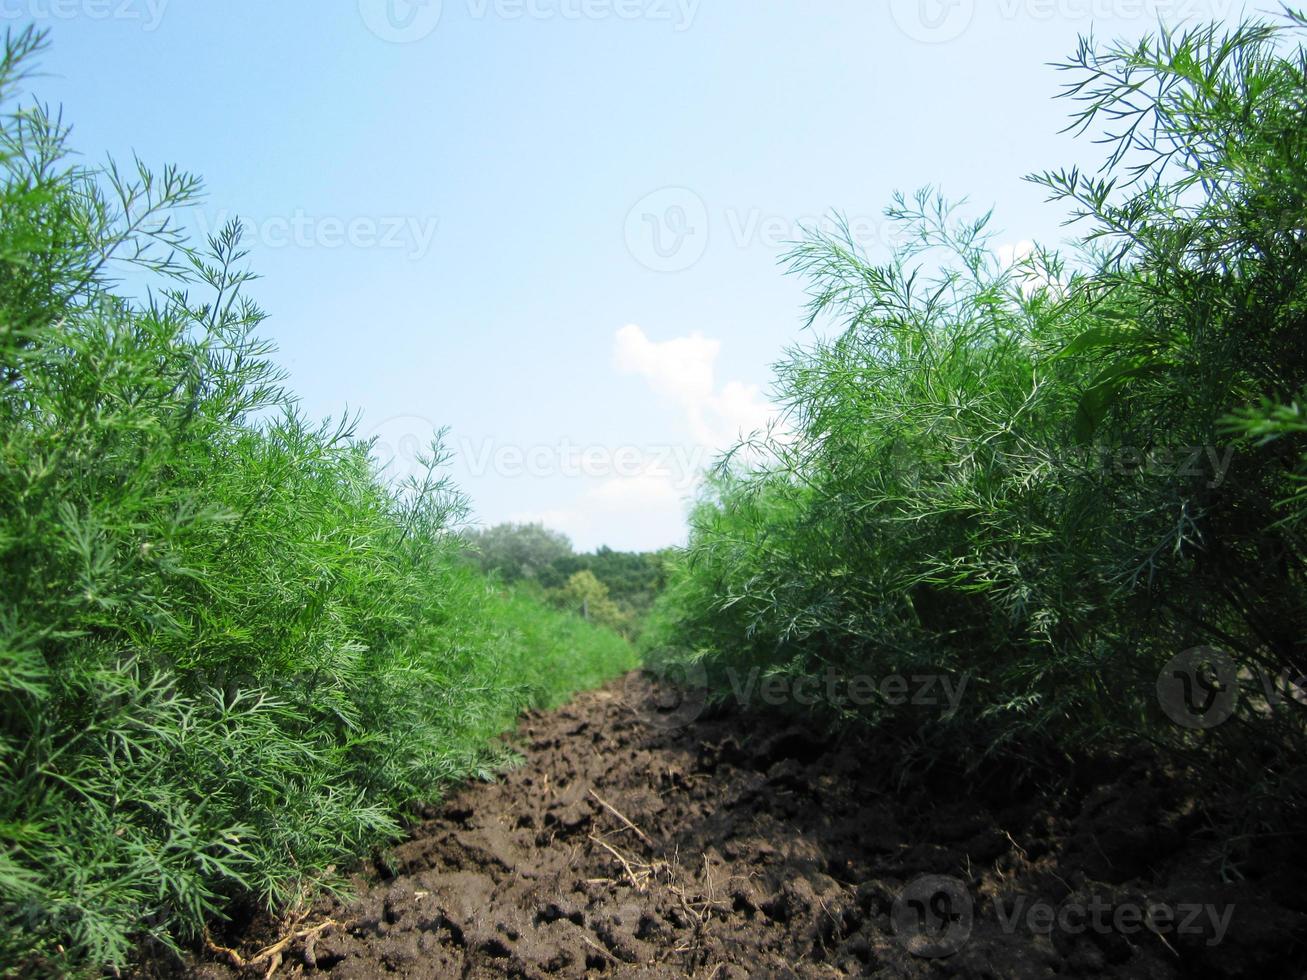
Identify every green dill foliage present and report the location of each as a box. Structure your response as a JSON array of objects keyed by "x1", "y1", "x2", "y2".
[
  {"x1": 0, "y1": 29, "x2": 633, "y2": 973},
  {"x1": 645, "y1": 12, "x2": 1306, "y2": 817}
]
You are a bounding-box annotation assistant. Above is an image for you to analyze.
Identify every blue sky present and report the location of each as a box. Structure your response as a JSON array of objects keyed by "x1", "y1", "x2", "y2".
[{"x1": 17, "y1": 0, "x2": 1248, "y2": 550}]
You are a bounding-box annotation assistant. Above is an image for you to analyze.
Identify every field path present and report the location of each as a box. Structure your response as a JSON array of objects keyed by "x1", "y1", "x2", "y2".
[{"x1": 191, "y1": 674, "x2": 1305, "y2": 979}]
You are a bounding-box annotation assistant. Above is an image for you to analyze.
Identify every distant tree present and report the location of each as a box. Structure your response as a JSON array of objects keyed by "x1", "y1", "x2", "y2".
[
  {"x1": 538, "y1": 547, "x2": 672, "y2": 616},
  {"x1": 464, "y1": 522, "x2": 574, "y2": 581},
  {"x1": 554, "y1": 570, "x2": 631, "y2": 634},
  {"x1": 465, "y1": 524, "x2": 672, "y2": 635}
]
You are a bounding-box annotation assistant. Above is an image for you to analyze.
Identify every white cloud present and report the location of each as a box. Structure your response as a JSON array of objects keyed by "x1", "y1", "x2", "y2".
[
  {"x1": 714, "y1": 379, "x2": 774, "y2": 443},
  {"x1": 588, "y1": 470, "x2": 683, "y2": 509},
  {"x1": 613, "y1": 325, "x2": 718, "y2": 413},
  {"x1": 500, "y1": 326, "x2": 778, "y2": 551},
  {"x1": 613, "y1": 323, "x2": 774, "y2": 448},
  {"x1": 510, "y1": 468, "x2": 690, "y2": 551}
]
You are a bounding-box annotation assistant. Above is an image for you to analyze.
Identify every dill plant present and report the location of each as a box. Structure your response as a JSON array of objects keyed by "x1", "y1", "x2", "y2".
[
  {"x1": 0, "y1": 28, "x2": 634, "y2": 973},
  {"x1": 645, "y1": 11, "x2": 1307, "y2": 824}
]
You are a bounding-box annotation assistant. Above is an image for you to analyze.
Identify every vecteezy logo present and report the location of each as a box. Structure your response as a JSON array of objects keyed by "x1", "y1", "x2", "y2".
[
  {"x1": 1157, "y1": 646, "x2": 1239, "y2": 729},
  {"x1": 888, "y1": 0, "x2": 975, "y2": 44},
  {"x1": 358, "y1": 0, "x2": 443, "y2": 42},
  {"x1": 891, "y1": 875, "x2": 973, "y2": 958},
  {"x1": 621, "y1": 660, "x2": 708, "y2": 730},
  {"x1": 624, "y1": 187, "x2": 709, "y2": 273}
]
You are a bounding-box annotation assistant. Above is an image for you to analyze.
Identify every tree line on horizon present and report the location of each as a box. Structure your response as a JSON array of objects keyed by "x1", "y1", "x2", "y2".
[{"x1": 462, "y1": 521, "x2": 673, "y2": 636}]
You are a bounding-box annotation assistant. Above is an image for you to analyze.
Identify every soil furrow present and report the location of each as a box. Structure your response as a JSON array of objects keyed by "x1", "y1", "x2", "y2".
[{"x1": 186, "y1": 676, "x2": 1307, "y2": 979}]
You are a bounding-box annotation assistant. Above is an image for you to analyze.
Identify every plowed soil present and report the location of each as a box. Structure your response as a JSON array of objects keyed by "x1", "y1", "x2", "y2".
[{"x1": 184, "y1": 674, "x2": 1307, "y2": 979}]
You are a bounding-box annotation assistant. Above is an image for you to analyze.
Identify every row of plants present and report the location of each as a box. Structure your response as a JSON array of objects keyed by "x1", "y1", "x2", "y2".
[
  {"x1": 0, "y1": 29, "x2": 634, "y2": 974},
  {"x1": 643, "y1": 13, "x2": 1307, "y2": 828}
]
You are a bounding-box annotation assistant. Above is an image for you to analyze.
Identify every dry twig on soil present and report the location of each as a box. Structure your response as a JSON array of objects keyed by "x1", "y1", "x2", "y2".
[{"x1": 588, "y1": 788, "x2": 652, "y2": 845}]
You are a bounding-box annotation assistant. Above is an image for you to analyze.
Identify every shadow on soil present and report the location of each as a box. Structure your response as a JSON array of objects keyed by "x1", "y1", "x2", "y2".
[{"x1": 164, "y1": 673, "x2": 1307, "y2": 978}]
